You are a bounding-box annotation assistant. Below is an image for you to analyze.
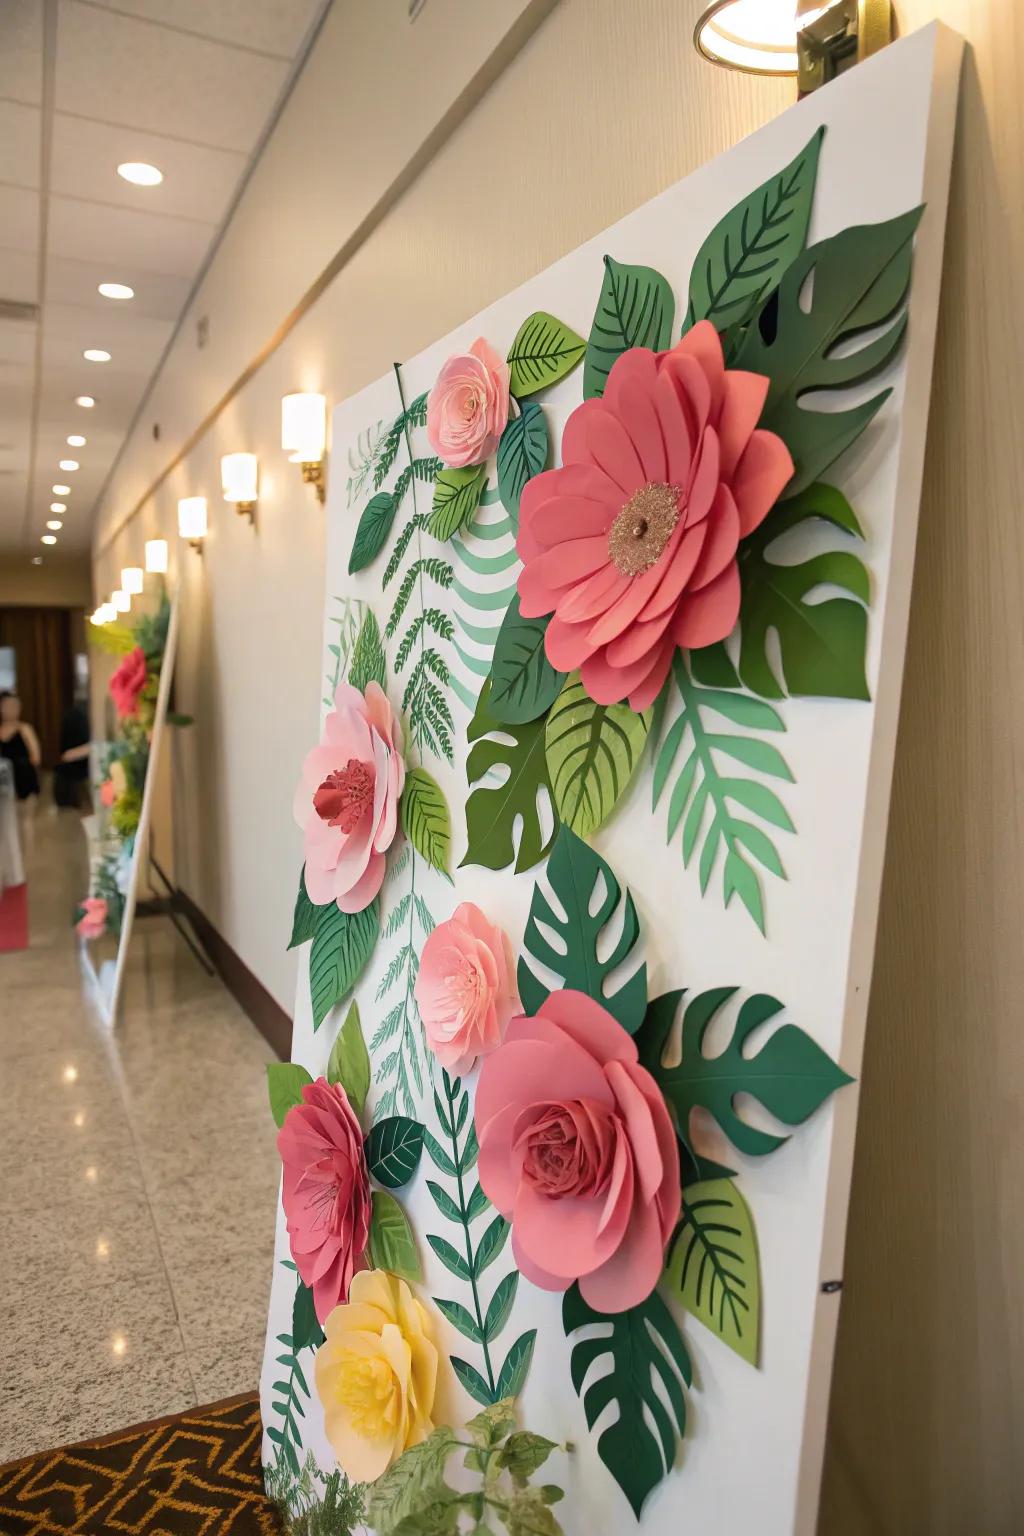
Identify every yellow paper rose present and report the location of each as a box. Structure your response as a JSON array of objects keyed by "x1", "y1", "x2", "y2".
[
  {"x1": 109, "y1": 759, "x2": 127, "y2": 798},
  {"x1": 315, "y1": 1269, "x2": 438, "y2": 1483}
]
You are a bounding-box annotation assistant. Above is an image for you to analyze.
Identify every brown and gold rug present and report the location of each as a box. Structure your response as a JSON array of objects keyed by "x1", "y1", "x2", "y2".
[{"x1": 0, "y1": 1394, "x2": 284, "y2": 1535}]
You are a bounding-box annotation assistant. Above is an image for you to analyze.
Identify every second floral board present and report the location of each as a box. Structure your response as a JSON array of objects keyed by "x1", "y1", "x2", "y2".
[{"x1": 261, "y1": 25, "x2": 961, "y2": 1536}]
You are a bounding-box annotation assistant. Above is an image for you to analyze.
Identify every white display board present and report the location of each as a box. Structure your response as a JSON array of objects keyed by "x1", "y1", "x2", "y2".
[{"x1": 261, "y1": 26, "x2": 961, "y2": 1534}]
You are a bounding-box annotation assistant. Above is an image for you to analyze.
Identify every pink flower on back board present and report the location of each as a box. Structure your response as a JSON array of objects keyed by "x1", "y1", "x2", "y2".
[
  {"x1": 426, "y1": 337, "x2": 511, "y2": 468},
  {"x1": 294, "y1": 681, "x2": 405, "y2": 914},
  {"x1": 277, "y1": 1077, "x2": 372, "y2": 1324},
  {"x1": 99, "y1": 778, "x2": 116, "y2": 808},
  {"x1": 414, "y1": 902, "x2": 517, "y2": 1073},
  {"x1": 474, "y1": 989, "x2": 681, "y2": 1313},
  {"x1": 517, "y1": 320, "x2": 794, "y2": 710},
  {"x1": 76, "y1": 896, "x2": 107, "y2": 940},
  {"x1": 109, "y1": 646, "x2": 148, "y2": 719}
]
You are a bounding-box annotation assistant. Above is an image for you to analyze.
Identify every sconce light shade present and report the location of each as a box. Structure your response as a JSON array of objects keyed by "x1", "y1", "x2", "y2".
[
  {"x1": 121, "y1": 566, "x2": 144, "y2": 595},
  {"x1": 99, "y1": 602, "x2": 117, "y2": 624},
  {"x1": 694, "y1": 0, "x2": 801, "y2": 74},
  {"x1": 221, "y1": 452, "x2": 259, "y2": 515},
  {"x1": 111, "y1": 589, "x2": 131, "y2": 613},
  {"x1": 281, "y1": 393, "x2": 327, "y2": 464},
  {"x1": 145, "y1": 538, "x2": 168, "y2": 574},
  {"x1": 178, "y1": 496, "x2": 208, "y2": 543}
]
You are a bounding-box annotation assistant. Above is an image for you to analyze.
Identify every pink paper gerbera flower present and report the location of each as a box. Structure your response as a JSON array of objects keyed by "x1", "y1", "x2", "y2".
[
  {"x1": 109, "y1": 646, "x2": 148, "y2": 719},
  {"x1": 517, "y1": 321, "x2": 793, "y2": 711}
]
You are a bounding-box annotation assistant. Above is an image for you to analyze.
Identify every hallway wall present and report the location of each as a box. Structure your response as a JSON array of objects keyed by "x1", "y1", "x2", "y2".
[{"x1": 89, "y1": 0, "x2": 1024, "y2": 1530}]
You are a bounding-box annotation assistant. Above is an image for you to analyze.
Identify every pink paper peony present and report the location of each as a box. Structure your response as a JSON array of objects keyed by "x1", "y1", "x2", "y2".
[
  {"x1": 76, "y1": 896, "x2": 108, "y2": 940},
  {"x1": 109, "y1": 646, "x2": 148, "y2": 719},
  {"x1": 426, "y1": 337, "x2": 511, "y2": 468},
  {"x1": 517, "y1": 321, "x2": 794, "y2": 711},
  {"x1": 294, "y1": 681, "x2": 405, "y2": 914},
  {"x1": 414, "y1": 902, "x2": 517, "y2": 1072},
  {"x1": 475, "y1": 989, "x2": 681, "y2": 1313},
  {"x1": 278, "y1": 1076, "x2": 372, "y2": 1324},
  {"x1": 99, "y1": 778, "x2": 116, "y2": 808}
]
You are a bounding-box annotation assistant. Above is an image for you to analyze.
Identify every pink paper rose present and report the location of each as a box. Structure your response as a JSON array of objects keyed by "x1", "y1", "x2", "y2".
[
  {"x1": 76, "y1": 896, "x2": 108, "y2": 940},
  {"x1": 517, "y1": 320, "x2": 794, "y2": 711},
  {"x1": 109, "y1": 646, "x2": 148, "y2": 719},
  {"x1": 278, "y1": 1076, "x2": 372, "y2": 1324},
  {"x1": 426, "y1": 337, "x2": 511, "y2": 468},
  {"x1": 475, "y1": 989, "x2": 681, "y2": 1313},
  {"x1": 414, "y1": 902, "x2": 517, "y2": 1072},
  {"x1": 99, "y1": 778, "x2": 116, "y2": 807},
  {"x1": 294, "y1": 681, "x2": 405, "y2": 914}
]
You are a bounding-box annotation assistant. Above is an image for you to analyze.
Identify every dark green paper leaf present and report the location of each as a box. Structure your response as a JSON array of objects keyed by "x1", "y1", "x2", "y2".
[
  {"x1": 451, "y1": 1357, "x2": 494, "y2": 1408},
  {"x1": 368, "y1": 1189, "x2": 421, "y2": 1282},
  {"x1": 428, "y1": 465, "x2": 487, "y2": 541},
  {"x1": 309, "y1": 899, "x2": 380, "y2": 1032},
  {"x1": 401, "y1": 766, "x2": 452, "y2": 878},
  {"x1": 483, "y1": 1271, "x2": 518, "y2": 1339},
  {"x1": 435, "y1": 1298, "x2": 482, "y2": 1342},
  {"x1": 463, "y1": 678, "x2": 556, "y2": 875},
  {"x1": 348, "y1": 607, "x2": 387, "y2": 693},
  {"x1": 497, "y1": 404, "x2": 549, "y2": 530},
  {"x1": 266, "y1": 1062, "x2": 312, "y2": 1128},
  {"x1": 489, "y1": 597, "x2": 565, "y2": 725},
  {"x1": 366, "y1": 1115, "x2": 424, "y2": 1188},
  {"x1": 507, "y1": 312, "x2": 585, "y2": 397},
  {"x1": 291, "y1": 1280, "x2": 324, "y2": 1353},
  {"x1": 428, "y1": 1234, "x2": 472, "y2": 1283},
  {"x1": 473, "y1": 1214, "x2": 510, "y2": 1277},
  {"x1": 518, "y1": 825, "x2": 646, "y2": 1032},
  {"x1": 326, "y1": 999, "x2": 370, "y2": 1115},
  {"x1": 496, "y1": 1331, "x2": 537, "y2": 1400},
  {"x1": 349, "y1": 491, "x2": 397, "y2": 574},
  {"x1": 287, "y1": 865, "x2": 320, "y2": 950},
  {"x1": 583, "y1": 255, "x2": 674, "y2": 399},
  {"x1": 544, "y1": 674, "x2": 650, "y2": 838}
]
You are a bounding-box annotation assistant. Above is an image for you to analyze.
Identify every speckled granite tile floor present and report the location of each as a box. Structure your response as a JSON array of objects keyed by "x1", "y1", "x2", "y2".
[{"x1": 0, "y1": 803, "x2": 282, "y2": 1462}]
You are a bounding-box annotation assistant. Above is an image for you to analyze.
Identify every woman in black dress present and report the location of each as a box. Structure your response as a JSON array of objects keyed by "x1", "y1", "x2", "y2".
[{"x1": 0, "y1": 691, "x2": 42, "y2": 807}]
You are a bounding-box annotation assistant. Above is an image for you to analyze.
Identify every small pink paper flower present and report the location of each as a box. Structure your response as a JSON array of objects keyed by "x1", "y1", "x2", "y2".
[
  {"x1": 517, "y1": 321, "x2": 794, "y2": 711},
  {"x1": 427, "y1": 337, "x2": 511, "y2": 468},
  {"x1": 475, "y1": 989, "x2": 681, "y2": 1313},
  {"x1": 278, "y1": 1077, "x2": 372, "y2": 1325},
  {"x1": 99, "y1": 778, "x2": 116, "y2": 808},
  {"x1": 415, "y1": 902, "x2": 517, "y2": 1072},
  {"x1": 294, "y1": 681, "x2": 405, "y2": 914},
  {"x1": 76, "y1": 896, "x2": 108, "y2": 940},
  {"x1": 109, "y1": 646, "x2": 148, "y2": 719}
]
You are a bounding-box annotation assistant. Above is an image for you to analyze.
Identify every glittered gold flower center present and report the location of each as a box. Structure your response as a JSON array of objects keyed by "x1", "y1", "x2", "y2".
[{"x1": 607, "y1": 482, "x2": 681, "y2": 576}]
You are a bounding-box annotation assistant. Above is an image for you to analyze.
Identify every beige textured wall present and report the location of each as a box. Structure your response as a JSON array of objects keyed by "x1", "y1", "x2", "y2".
[{"x1": 88, "y1": 0, "x2": 1024, "y2": 1528}]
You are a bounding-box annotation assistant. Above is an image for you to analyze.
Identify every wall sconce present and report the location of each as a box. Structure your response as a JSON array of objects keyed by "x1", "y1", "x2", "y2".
[
  {"x1": 92, "y1": 604, "x2": 115, "y2": 626},
  {"x1": 121, "y1": 566, "x2": 144, "y2": 595},
  {"x1": 178, "y1": 496, "x2": 208, "y2": 552},
  {"x1": 145, "y1": 538, "x2": 168, "y2": 574},
  {"x1": 111, "y1": 589, "x2": 131, "y2": 613},
  {"x1": 694, "y1": 0, "x2": 890, "y2": 87},
  {"x1": 221, "y1": 452, "x2": 259, "y2": 521},
  {"x1": 281, "y1": 393, "x2": 327, "y2": 503}
]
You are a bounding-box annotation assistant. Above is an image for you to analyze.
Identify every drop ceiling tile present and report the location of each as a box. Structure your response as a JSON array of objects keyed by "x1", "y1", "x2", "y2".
[
  {"x1": 55, "y1": 1, "x2": 291, "y2": 153},
  {"x1": 46, "y1": 253, "x2": 190, "y2": 322},
  {"x1": 0, "y1": 102, "x2": 42, "y2": 190},
  {"x1": 42, "y1": 302, "x2": 174, "y2": 375},
  {"x1": 48, "y1": 195, "x2": 213, "y2": 278},
  {"x1": 0, "y1": 319, "x2": 36, "y2": 367},
  {"x1": 50, "y1": 113, "x2": 247, "y2": 223},
  {"x1": 86, "y1": 0, "x2": 324, "y2": 59},
  {"x1": 0, "y1": 250, "x2": 39, "y2": 306},
  {"x1": 0, "y1": 187, "x2": 40, "y2": 255},
  {"x1": 0, "y1": 0, "x2": 43, "y2": 107}
]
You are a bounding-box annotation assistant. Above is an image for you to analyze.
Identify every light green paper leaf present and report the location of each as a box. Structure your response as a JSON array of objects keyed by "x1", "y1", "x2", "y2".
[
  {"x1": 266, "y1": 1062, "x2": 312, "y2": 1128},
  {"x1": 326, "y1": 1000, "x2": 370, "y2": 1115},
  {"x1": 507, "y1": 312, "x2": 585, "y2": 397},
  {"x1": 366, "y1": 1115, "x2": 424, "y2": 1188},
  {"x1": 349, "y1": 491, "x2": 397, "y2": 574},
  {"x1": 309, "y1": 899, "x2": 380, "y2": 1032},
  {"x1": 583, "y1": 255, "x2": 674, "y2": 399},
  {"x1": 401, "y1": 766, "x2": 452, "y2": 878},
  {"x1": 685, "y1": 127, "x2": 823, "y2": 340},
  {"x1": 463, "y1": 678, "x2": 556, "y2": 875},
  {"x1": 287, "y1": 864, "x2": 319, "y2": 950},
  {"x1": 737, "y1": 207, "x2": 923, "y2": 495},
  {"x1": 544, "y1": 674, "x2": 650, "y2": 839},
  {"x1": 497, "y1": 404, "x2": 549, "y2": 530},
  {"x1": 368, "y1": 1189, "x2": 422, "y2": 1282},
  {"x1": 666, "y1": 1178, "x2": 761, "y2": 1366},
  {"x1": 428, "y1": 465, "x2": 487, "y2": 541},
  {"x1": 348, "y1": 607, "x2": 387, "y2": 692},
  {"x1": 518, "y1": 825, "x2": 646, "y2": 1032},
  {"x1": 489, "y1": 597, "x2": 565, "y2": 726}
]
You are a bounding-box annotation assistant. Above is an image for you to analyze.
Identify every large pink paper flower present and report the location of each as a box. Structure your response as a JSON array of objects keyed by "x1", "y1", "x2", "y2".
[
  {"x1": 414, "y1": 902, "x2": 517, "y2": 1073},
  {"x1": 475, "y1": 989, "x2": 681, "y2": 1313},
  {"x1": 294, "y1": 681, "x2": 405, "y2": 914},
  {"x1": 278, "y1": 1077, "x2": 372, "y2": 1324},
  {"x1": 427, "y1": 337, "x2": 511, "y2": 468},
  {"x1": 75, "y1": 896, "x2": 107, "y2": 940},
  {"x1": 517, "y1": 321, "x2": 793, "y2": 711},
  {"x1": 109, "y1": 646, "x2": 148, "y2": 719}
]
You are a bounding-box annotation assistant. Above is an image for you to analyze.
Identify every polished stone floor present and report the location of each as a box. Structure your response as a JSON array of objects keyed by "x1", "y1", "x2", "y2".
[{"x1": 0, "y1": 803, "x2": 281, "y2": 1462}]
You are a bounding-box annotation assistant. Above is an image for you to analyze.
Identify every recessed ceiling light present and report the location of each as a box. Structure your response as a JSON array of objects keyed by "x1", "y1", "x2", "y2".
[
  {"x1": 31, "y1": 555, "x2": 43, "y2": 565},
  {"x1": 83, "y1": 349, "x2": 111, "y2": 363},
  {"x1": 66, "y1": 434, "x2": 86, "y2": 447},
  {"x1": 98, "y1": 282, "x2": 134, "y2": 301},
  {"x1": 46, "y1": 519, "x2": 63, "y2": 530},
  {"x1": 59, "y1": 458, "x2": 79, "y2": 471},
  {"x1": 117, "y1": 161, "x2": 162, "y2": 187},
  {"x1": 41, "y1": 534, "x2": 57, "y2": 545},
  {"x1": 52, "y1": 483, "x2": 70, "y2": 495},
  {"x1": 75, "y1": 396, "x2": 95, "y2": 408},
  {"x1": 50, "y1": 501, "x2": 67, "y2": 513}
]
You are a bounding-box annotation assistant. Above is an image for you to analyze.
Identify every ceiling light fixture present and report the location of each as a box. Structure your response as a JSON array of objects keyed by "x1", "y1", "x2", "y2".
[
  {"x1": 98, "y1": 282, "x2": 134, "y2": 301},
  {"x1": 66, "y1": 434, "x2": 86, "y2": 447},
  {"x1": 117, "y1": 161, "x2": 163, "y2": 186},
  {"x1": 41, "y1": 534, "x2": 57, "y2": 545},
  {"x1": 281, "y1": 393, "x2": 327, "y2": 503},
  {"x1": 52, "y1": 483, "x2": 70, "y2": 495},
  {"x1": 83, "y1": 349, "x2": 111, "y2": 363},
  {"x1": 221, "y1": 452, "x2": 259, "y2": 521},
  {"x1": 59, "y1": 458, "x2": 79, "y2": 471},
  {"x1": 75, "y1": 396, "x2": 95, "y2": 408},
  {"x1": 46, "y1": 519, "x2": 63, "y2": 531},
  {"x1": 145, "y1": 539, "x2": 168, "y2": 574},
  {"x1": 50, "y1": 501, "x2": 66, "y2": 513}
]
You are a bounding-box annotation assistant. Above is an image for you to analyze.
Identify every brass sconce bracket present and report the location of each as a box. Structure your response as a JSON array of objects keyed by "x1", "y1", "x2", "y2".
[
  {"x1": 798, "y1": 0, "x2": 891, "y2": 94},
  {"x1": 187, "y1": 539, "x2": 204, "y2": 555},
  {"x1": 301, "y1": 461, "x2": 326, "y2": 504},
  {"x1": 234, "y1": 502, "x2": 256, "y2": 523}
]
